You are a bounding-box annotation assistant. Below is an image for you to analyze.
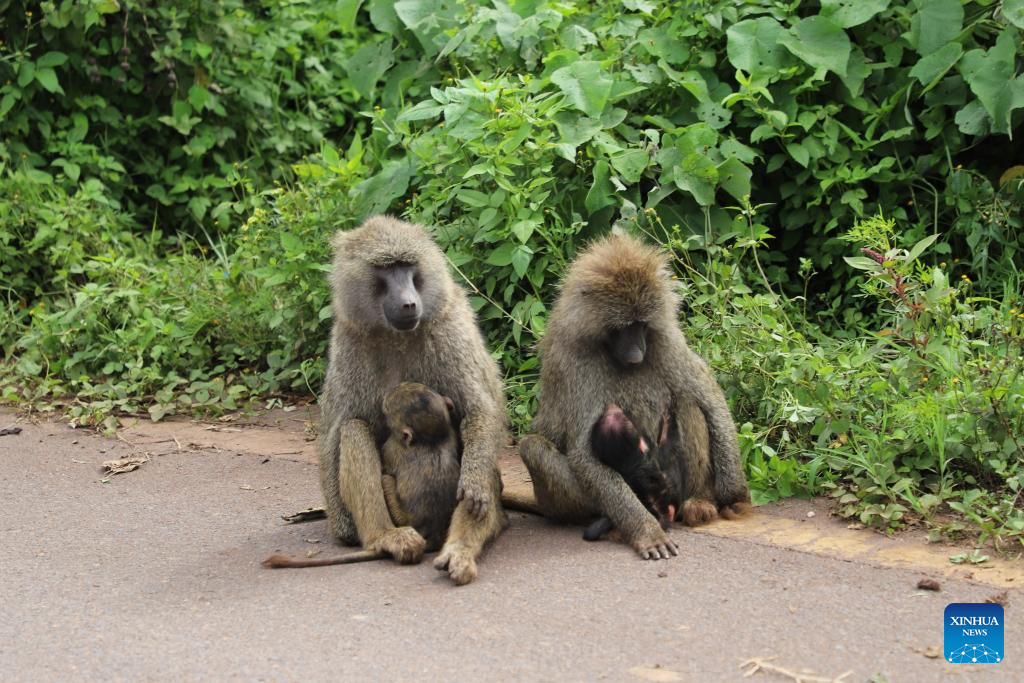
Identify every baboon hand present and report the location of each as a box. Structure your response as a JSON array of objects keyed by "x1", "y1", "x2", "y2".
[
  {"x1": 631, "y1": 520, "x2": 679, "y2": 561},
  {"x1": 368, "y1": 526, "x2": 426, "y2": 564},
  {"x1": 456, "y1": 478, "x2": 491, "y2": 520}
]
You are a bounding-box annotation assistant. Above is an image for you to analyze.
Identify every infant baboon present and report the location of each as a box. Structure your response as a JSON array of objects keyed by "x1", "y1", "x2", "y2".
[
  {"x1": 519, "y1": 233, "x2": 751, "y2": 561},
  {"x1": 263, "y1": 382, "x2": 460, "y2": 570},
  {"x1": 380, "y1": 382, "x2": 461, "y2": 551},
  {"x1": 583, "y1": 404, "x2": 677, "y2": 542},
  {"x1": 318, "y1": 215, "x2": 507, "y2": 585}
]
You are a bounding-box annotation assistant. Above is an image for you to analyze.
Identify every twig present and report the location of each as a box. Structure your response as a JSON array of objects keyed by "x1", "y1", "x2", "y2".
[{"x1": 740, "y1": 656, "x2": 852, "y2": 683}]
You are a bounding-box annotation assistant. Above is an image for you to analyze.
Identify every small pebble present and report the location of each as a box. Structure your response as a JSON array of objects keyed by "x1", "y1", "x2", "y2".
[{"x1": 806, "y1": 511, "x2": 815, "y2": 518}]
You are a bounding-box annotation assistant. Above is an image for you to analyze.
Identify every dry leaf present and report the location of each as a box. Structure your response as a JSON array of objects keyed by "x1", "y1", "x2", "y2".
[
  {"x1": 917, "y1": 578, "x2": 941, "y2": 592},
  {"x1": 239, "y1": 484, "x2": 254, "y2": 491},
  {"x1": 101, "y1": 454, "x2": 149, "y2": 474},
  {"x1": 0, "y1": 426, "x2": 22, "y2": 437},
  {"x1": 282, "y1": 507, "x2": 327, "y2": 524}
]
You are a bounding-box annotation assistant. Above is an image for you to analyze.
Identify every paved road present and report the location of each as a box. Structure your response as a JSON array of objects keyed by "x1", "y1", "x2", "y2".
[{"x1": 0, "y1": 419, "x2": 1019, "y2": 682}]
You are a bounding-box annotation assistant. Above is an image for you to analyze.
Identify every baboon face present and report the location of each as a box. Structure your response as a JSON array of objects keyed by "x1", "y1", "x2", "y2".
[
  {"x1": 605, "y1": 321, "x2": 648, "y2": 367},
  {"x1": 374, "y1": 263, "x2": 423, "y2": 331}
]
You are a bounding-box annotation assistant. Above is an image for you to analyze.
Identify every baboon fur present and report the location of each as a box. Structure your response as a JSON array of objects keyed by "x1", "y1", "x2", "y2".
[
  {"x1": 519, "y1": 233, "x2": 751, "y2": 559},
  {"x1": 318, "y1": 216, "x2": 507, "y2": 585}
]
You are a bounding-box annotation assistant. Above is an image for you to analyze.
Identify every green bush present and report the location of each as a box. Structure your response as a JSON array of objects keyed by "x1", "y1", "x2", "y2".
[{"x1": 3, "y1": 0, "x2": 1024, "y2": 544}]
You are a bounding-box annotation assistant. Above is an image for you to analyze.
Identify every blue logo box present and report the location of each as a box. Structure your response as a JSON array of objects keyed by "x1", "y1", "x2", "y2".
[{"x1": 944, "y1": 602, "x2": 1004, "y2": 663}]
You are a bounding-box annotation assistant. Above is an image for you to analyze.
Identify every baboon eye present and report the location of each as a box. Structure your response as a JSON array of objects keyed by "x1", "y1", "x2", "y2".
[
  {"x1": 412, "y1": 272, "x2": 423, "y2": 289},
  {"x1": 374, "y1": 277, "x2": 387, "y2": 296}
]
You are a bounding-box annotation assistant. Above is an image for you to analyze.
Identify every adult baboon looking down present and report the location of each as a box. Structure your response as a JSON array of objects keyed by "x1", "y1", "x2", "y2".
[
  {"x1": 519, "y1": 233, "x2": 750, "y2": 560},
  {"x1": 318, "y1": 216, "x2": 507, "y2": 585}
]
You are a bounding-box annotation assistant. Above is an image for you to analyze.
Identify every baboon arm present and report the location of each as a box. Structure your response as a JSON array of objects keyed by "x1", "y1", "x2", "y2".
[
  {"x1": 566, "y1": 436, "x2": 657, "y2": 543},
  {"x1": 381, "y1": 474, "x2": 411, "y2": 526},
  {"x1": 338, "y1": 419, "x2": 396, "y2": 546},
  {"x1": 456, "y1": 404, "x2": 503, "y2": 515}
]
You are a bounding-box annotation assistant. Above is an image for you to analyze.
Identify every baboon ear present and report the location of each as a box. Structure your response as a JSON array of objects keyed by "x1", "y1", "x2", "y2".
[
  {"x1": 443, "y1": 396, "x2": 455, "y2": 414},
  {"x1": 402, "y1": 427, "x2": 414, "y2": 446}
]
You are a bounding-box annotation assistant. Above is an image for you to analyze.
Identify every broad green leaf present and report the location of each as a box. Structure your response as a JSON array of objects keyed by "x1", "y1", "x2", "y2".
[
  {"x1": 610, "y1": 149, "x2": 648, "y2": 184},
  {"x1": 551, "y1": 61, "x2": 613, "y2": 118},
  {"x1": 717, "y1": 158, "x2": 751, "y2": 203},
  {"x1": 786, "y1": 142, "x2": 810, "y2": 167},
  {"x1": 0, "y1": 94, "x2": 15, "y2": 119},
  {"x1": 821, "y1": 0, "x2": 889, "y2": 28},
  {"x1": 511, "y1": 245, "x2": 533, "y2": 278},
  {"x1": 188, "y1": 85, "x2": 210, "y2": 111},
  {"x1": 954, "y1": 100, "x2": 990, "y2": 136},
  {"x1": 844, "y1": 256, "x2": 880, "y2": 271},
  {"x1": 906, "y1": 234, "x2": 938, "y2": 262},
  {"x1": 337, "y1": 0, "x2": 364, "y2": 31},
  {"x1": 35, "y1": 68, "x2": 63, "y2": 94},
  {"x1": 909, "y1": 0, "x2": 963, "y2": 56},
  {"x1": 960, "y1": 30, "x2": 1022, "y2": 135},
  {"x1": 347, "y1": 40, "x2": 394, "y2": 99},
  {"x1": 726, "y1": 17, "x2": 789, "y2": 76},
  {"x1": 397, "y1": 100, "x2": 444, "y2": 123},
  {"x1": 909, "y1": 42, "x2": 963, "y2": 89},
  {"x1": 671, "y1": 153, "x2": 718, "y2": 206},
  {"x1": 1005, "y1": 0, "x2": 1024, "y2": 29},
  {"x1": 353, "y1": 159, "x2": 413, "y2": 219},
  {"x1": 36, "y1": 51, "x2": 68, "y2": 68},
  {"x1": 485, "y1": 243, "x2": 516, "y2": 267},
  {"x1": 368, "y1": 0, "x2": 399, "y2": 33},
  {"x1": 779, "y1": 16, "x2": 850, "y2": 77},
  {"x1": 17, "y1": 61, "x2": 35, "y2": 88},
  {"x1": 585, "y1": 160, "x2": 617, "y2": 213},
  {"x1": 280, "y1": 232, "x2": 302, "y2": 253}
]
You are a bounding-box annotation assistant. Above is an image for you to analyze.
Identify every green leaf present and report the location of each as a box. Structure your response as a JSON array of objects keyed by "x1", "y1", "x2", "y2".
[
  {"x1": 511, "y1": 245, "x2": 533, "y2": 279},
  {"x1": 485, "y1": 243, "x2": 516, "y2": 267},
  {"x1": 397, "y1": 100, "x2": 444, "y2": 123},
  {"x1": 346, "y1": 40, "x2": 395, "y2": 99},
  {"x1": 188, "y1": 85, "x2": 210, "y2": 111},
  {"x1": 353, "y1": 159, "x2": 413, "y2": 219},
  {"x1": 36, "y1": 51, "x2": 68, "y2": 68},
  {"x1": 779, "y1": 16, "x2": 850, "y2": 77},
  {"x1": 35, "y1": 68, "x2": 63, "y2": 94},
  {"x1": 821, "y1": 0, "x2": 889, "y2": 28},
  {"x1": 551, "y1": 60, "x2": 614, "y2": 118},
  {"x1": 1005, "y1": 0, "x2": 1024, "y2": 29},
  {"x1": 717, "y1": 158, "x2": 751, "y2": 203},
  {"x1": 585, "y1": 160, "x2": 617, "y2": 213},
  {"x1": 337, "y1": 0, "x2": 365, "y2": 31},
  {"x1": 610, "y1": 149, "x2": 648, "y2": 184},
  {"x1": 960, "y1": 30, "x2": 1023, "y2": 135},
  {"x1": 672, "y1": 153, "x2": 718, "y2": 206},
  {"x1": 0, "y1": 94, "x2": 15, "y2": 119},
  {"x1": 17, "y1": 61, "x2": 35, "y2": 88},
  {"x1": 725, "y1": 17, "x2": 789, "y2": 76},
  {"x1": 906, "y1": 234, "x2": 938, "y2": 262},
  {"x1": 844, "y1": 256, "x2": 880, "y2": 271},
  {"x1": 909, "y1": 0, "x2": 963, "y2": 56},
  {"x1": 909, "y1": 42, "x2": 963, "y2": 89},
  {"x1": 786, "y1": 142, "x2": 810, "y2": 167}
]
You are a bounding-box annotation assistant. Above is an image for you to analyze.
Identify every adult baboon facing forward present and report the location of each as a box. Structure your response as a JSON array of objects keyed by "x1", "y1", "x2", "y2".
[
  {"x1": 318, "y1": 216, "x2": 507, "y2": 585},
  {"x1": 519, "y1": 233, "x2": 750, "y2": 560}
]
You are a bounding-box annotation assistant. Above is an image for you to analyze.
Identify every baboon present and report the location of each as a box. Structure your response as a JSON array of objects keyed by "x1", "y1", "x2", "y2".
[
  {"x1": 380, "y1": 382, "x2": 461, "y2": 551},
  {"x1": 263, "y1": 382, "x2": 462, "y2": 570},
  {"x1": 583, "y1": 404, "x2": 678, "y2": 542},
  {"x1": 518, "y1": 232, "x2": 751, "y2": 561},
  {"x1": 318, "y1": 215, "x2": 508, "y2": 585}
]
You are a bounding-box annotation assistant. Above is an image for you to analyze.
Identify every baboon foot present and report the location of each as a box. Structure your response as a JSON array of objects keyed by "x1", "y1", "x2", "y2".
[
  {"x1": 718, "y1": 501, "x2": 752, "y2": 520},
  {"x1": 368, "y1": 526, "x2": 426, "y2": 564},
  {"x1": 681, "y1": 498, "x2": 718, "y2": 527},
  {"x1": 433, "y1": 543, "x2": 478, "y2": 586}
]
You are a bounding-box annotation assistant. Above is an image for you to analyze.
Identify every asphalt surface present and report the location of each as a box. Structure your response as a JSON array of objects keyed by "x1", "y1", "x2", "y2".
[{"x1": 0, "y1": 418, "x2": 1020, "y2": 682}]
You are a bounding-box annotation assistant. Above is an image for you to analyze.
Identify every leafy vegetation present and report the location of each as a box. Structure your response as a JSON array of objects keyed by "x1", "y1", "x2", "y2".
[{"x1": 2, "y1": 0, "x2": 1022, "y2": 546}]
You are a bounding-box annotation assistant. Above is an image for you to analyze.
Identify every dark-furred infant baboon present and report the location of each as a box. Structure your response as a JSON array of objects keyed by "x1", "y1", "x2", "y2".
[
  {"x1": 519, "y1": 232, "x2": 751, "y2": 561},
  {"x1": 380, "y1": 382, "x2": 461, "y2": 551},
  {"x1": 584, "y1": 404, "x2": 677, "y2": 542},
  {"x1": 318, "y1": 215, "x2": 508, "y2": 585}
]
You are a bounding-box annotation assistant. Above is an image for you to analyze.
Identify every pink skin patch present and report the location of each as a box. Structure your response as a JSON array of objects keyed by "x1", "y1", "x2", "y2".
[{"x1": 667, "y1": 504, "x2": 677, "y2": 522}]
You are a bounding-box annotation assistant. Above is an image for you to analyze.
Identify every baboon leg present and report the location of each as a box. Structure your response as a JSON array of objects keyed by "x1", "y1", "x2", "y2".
[
  {"x1": 434, "y1": 472, "x2": 507, "y2": 586},
  {"x1": 339, "y1": 419, "x2": 425, "y2": 564},
  {"x1": 675, "y1": 400, "x2": 718, "y2": 527},
  {"x1": 381, "y1": 474, "x2": 411, "y2": 526},
  {"x1": 319, "y1": 421, "x2": 359, "y2": 546},
  {"x1": 518, "y1": 434, "x2": 597, "y2": 523}
]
